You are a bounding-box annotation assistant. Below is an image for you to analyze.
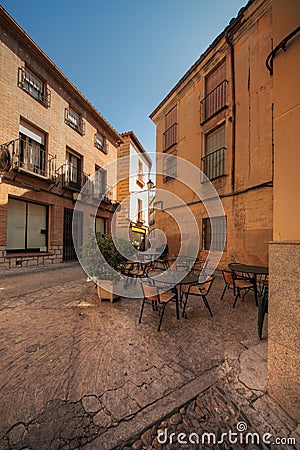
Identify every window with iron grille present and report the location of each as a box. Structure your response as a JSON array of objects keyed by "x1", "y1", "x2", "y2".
[
  {"x1": 18, "y1": 121, "x2": 47, "y2": 176},
  {"x1": 202, "y1": 124, "x2": 226, "y2": 180},
  {"x1": 94, "y1": 165, "x2": 107, "y2": 196},
  {"x1": 18, "y1": 67, "x2": 50, "y2": 107},
  {"x1": 202, "y1": 216, "x2": 226, "y2": 251},
  {"x1": 201, "y1": 60, "x2": 227, "y2": 122},
  {"x1": 7, "y1": 198, "x2": 48, "y2": 252},
  {"x1": 65, "y1": 107, "x2": 85, "y2": 135},
  {"x1": 95, "y1": 132, "x2": 107, "y2": 153},
  {"x1": 163, "y1": 149, "x2": 177, "y2": 182},
  {"x1": 164, "y1": 105, "x2": 177, "y2": 151}
]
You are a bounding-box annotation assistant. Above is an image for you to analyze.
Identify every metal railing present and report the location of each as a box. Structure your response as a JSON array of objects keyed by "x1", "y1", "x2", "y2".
[
  {"x1": 202, "y1": 147, "x2": 226, "y2": 180},
  {"x1": 5, "y1": 138, "x2": 56, "y2": 179},
  {"x1": 65, "y1": 108, "x2": 85, "y2": 135},
  {"x1": 18, "y1": 67, "x2": 50, "y2": 107},
  {"x1": 163, "y1": 123, "x2": 177, "y2": 150},
  {"x1": 58, "y1": 163, "x2": 88, "y2": 191},
  {"x1": 200, "y1": 80, "x2": 227, "y2": 122}
]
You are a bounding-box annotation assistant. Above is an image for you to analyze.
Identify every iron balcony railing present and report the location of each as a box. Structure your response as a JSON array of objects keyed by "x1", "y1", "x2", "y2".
[
  {"x1": 202, "y1": 147, "x2": 226, "y2": 180},
  {"x1": 75, "y1": 176, "x2": 114, "y2": 202},
  {"x1": 163, "y1": 123, "x2": 177, "y2": 151},
  {"x1": 5, "y1": 138, "x2": 56, "y2": 179},
  {"x1": 92, "y1": 181, "x2": 114, "y2": 202},
  {"x1": 18, "y1": 67, "x2": 51, "y2": 107},
  {"x1": 200, "y1": 80, "x2": 228, "y2": 122},
  {"x1": 65, "y1": 108, "x2": 86, "y2": 135},
  {"x1": 59, "y1": 162, "x2": 89, "y2": 191}
]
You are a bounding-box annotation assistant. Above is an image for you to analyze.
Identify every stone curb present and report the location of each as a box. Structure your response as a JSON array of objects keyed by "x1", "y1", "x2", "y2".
[{"x1": 83, "y1": 366, "x2": 221, "y2": 450}]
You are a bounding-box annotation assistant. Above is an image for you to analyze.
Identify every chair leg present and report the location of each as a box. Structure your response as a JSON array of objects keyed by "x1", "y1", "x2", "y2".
[
  {"x1": 182, "y1": 293, "x2": 189, "y2": 318},
  {"x1": 175, "y1": 295, "x2": 179, "y2": 320},
  {"x1": 202, "y1": 295, "x2": 213, "y2": 317},
  {"x1": 158, "y1": 304, "x2": 166, "y2": 331},
  {"x1": 221, "y1": 284, "x2": 228, "y2": 300},
  {"x1": 139, "y1": 298, "x2": 146, "y2": 323},
  {"x1": 232, "y1": 291, "x2": 239, "y2": 308}
]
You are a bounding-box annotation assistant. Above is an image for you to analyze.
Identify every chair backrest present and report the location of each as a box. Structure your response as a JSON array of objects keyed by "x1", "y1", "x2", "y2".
[
  {"x1": 141, "y1": 282, "x2": 159, "y2": 301},
  {"x1": 199, "y1": 275, "x2": 215, "y2": 295},
  {"x1": 222, "y1": 270, "x2": 234, "y2": 286}
]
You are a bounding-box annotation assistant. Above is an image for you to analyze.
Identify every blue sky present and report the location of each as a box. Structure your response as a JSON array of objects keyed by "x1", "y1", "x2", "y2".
[{"x1": 1, "y1": 0, "x2": 248, "y2": 155}]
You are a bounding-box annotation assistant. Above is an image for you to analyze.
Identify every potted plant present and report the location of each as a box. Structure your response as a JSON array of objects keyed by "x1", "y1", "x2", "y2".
[{"x1": 82, "y1": 230, "x2": 135, "y2": 302}]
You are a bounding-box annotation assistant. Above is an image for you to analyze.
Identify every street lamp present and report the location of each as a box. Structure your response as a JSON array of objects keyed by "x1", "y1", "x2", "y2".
[{"x1": 147, "y1": 179, "x2": 155, "y2": 190}]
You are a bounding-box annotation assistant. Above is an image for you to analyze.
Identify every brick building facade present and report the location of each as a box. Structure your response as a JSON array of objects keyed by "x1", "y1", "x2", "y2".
[{"x1": 0, "y1": 6, "x2": 122, "y2": 270}]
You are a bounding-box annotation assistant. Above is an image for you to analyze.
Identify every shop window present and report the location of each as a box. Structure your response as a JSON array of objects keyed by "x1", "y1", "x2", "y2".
[{"x1": 7, "y1": 198, "x2": 48, "y2": 252}]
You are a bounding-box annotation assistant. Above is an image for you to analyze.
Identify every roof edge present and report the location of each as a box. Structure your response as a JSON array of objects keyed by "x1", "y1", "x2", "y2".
[{"x1": 120, "y1": 131, "x2": 152, "y2": 168}]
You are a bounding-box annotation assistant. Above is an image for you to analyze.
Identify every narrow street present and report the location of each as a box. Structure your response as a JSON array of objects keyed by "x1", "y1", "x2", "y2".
[{"x1": 1, "y1": 264, "x2": 298, "y2": 449}]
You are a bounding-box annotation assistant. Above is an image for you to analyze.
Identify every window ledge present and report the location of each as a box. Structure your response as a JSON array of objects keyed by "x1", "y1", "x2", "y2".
[{"x1": 5, "y1": 252, "x2": 53, "y2": 258}]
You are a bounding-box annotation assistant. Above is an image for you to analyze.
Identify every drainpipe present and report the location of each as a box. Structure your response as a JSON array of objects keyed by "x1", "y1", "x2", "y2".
[{"x1": 226, "y1": 29, "x2": 236, "y2": 193}]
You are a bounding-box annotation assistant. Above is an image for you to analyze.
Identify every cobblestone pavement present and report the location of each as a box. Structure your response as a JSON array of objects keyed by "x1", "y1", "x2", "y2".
[{"x1": 0, "y1": 264, "x2": 298, "y2": 449}]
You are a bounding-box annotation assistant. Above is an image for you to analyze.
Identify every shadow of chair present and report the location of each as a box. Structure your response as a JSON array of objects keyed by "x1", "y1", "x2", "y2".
[
  {"x1": 181, "y1": 275, "x2": 215, "y2": 318},
  {"x1": 221, "y1": 270, "x2": 255, "y2": 308},
  {"x1": 139, "y1": 280, "x2": 179, "y2": 331}
]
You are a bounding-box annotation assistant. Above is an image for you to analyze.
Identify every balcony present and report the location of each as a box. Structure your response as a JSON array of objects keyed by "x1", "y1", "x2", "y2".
[
  {"x1": 92, "y1": 181, "x2": 114, "y2": 203},
  {"x1": 202, "y1": 147, "x2": 226, "y2": 180},
  {"x1": 18, "y1": 67, "x2": 51, "y2": 108},
  {"x1": 200, "y1": 80, "x2": 228, "y2": 123},
  {"x1": 8, "y1": 138, "x2": 56, "y2": 180},
  {"x1": 65, "y1": 108, "x2": 85, "y2": 135},
  {"x1": 59, "y1": 163, "x2": 88, "y2": 191}
]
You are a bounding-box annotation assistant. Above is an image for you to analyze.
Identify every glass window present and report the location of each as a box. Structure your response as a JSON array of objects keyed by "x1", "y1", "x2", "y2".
[
  {"x1": 65, "y1": 107, "x2": 85, "y2": 135},
  {"x1": 19, "y1": 121, "x2": 46, "y2": 176},
  {"x1": 163, "y1": 150, "x2": 177, "y2": 181},
  {"x1": 18, "y1": 67, "x2": 50, "y2": 107},
  {"x1": 7, "y1": 198, "x2": 48, "y2": 252},
  {"x1": 164, "y1": 105, "x2": 177, "y2": 150},
  {"x1": 202, "y1": 216, "x2": 226, "y2": 251},
  {"x1": 95, "y1": 217, "x2": 106, "y2": 235},
  {"x1": 203, "y1": 124, "x2": 226, "y2": 179},
  {"x1": 94, "y1": 166, "x2": 107, "y2": 196},
  {"x1": 95, "y1": 133, "x2": 107, "y2": 153},
  {"x1": 202, "y1": 60, "x2": 227, "y2": 121},
  {"x1": 65, "y1": 151, "x2": 82, "y2": 189}
]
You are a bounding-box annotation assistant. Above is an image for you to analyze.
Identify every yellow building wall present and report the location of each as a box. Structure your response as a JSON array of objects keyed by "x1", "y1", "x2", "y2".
[
  {"x1": 152, "y1": 0, "x2": 273, "y2": 268},
  {"x1": 268, "y1": 0, "x2": 300, "y2": 422}
]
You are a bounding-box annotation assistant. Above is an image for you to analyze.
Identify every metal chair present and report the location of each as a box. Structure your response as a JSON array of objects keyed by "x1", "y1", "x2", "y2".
[
  {"x1": 221, "y1": 270, "x2": 255, "y2": 308},
  {"x1": 139, "y1": 280, "x2": 179, "y2": 331},
  {"x1": 181, "y1": 275, "x2": 215, "y2": 318},
  {"x1": 258, "y1": 281, "x2": 268, "y2": 339}
]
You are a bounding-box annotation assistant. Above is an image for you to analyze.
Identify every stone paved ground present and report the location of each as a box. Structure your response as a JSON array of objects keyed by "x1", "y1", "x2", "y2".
[{"x1": 0, "y1": 264, "x2": 298, "y2": 450}]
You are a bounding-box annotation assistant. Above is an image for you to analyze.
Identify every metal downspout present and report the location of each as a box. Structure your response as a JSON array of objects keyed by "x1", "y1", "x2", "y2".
[{"x1": 226, "y1": 30, "x2": 236, "y2": 193}]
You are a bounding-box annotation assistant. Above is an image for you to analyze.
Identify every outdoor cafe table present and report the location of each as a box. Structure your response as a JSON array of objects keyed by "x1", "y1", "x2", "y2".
[{"x1": 228, "y1": 263, "x2": 268, "y2": 306}]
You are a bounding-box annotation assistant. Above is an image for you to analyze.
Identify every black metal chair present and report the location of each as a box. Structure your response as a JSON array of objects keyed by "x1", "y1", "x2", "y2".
[
  {"x1": 181, "y1": 275, "x2": 215, "y2": 318},
  {"x1": 221, "y1": 270, "x2": 255, "y2": 308},
  {"x1": 139, "y1": 280, "x2": 179, "y2": 331}
]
